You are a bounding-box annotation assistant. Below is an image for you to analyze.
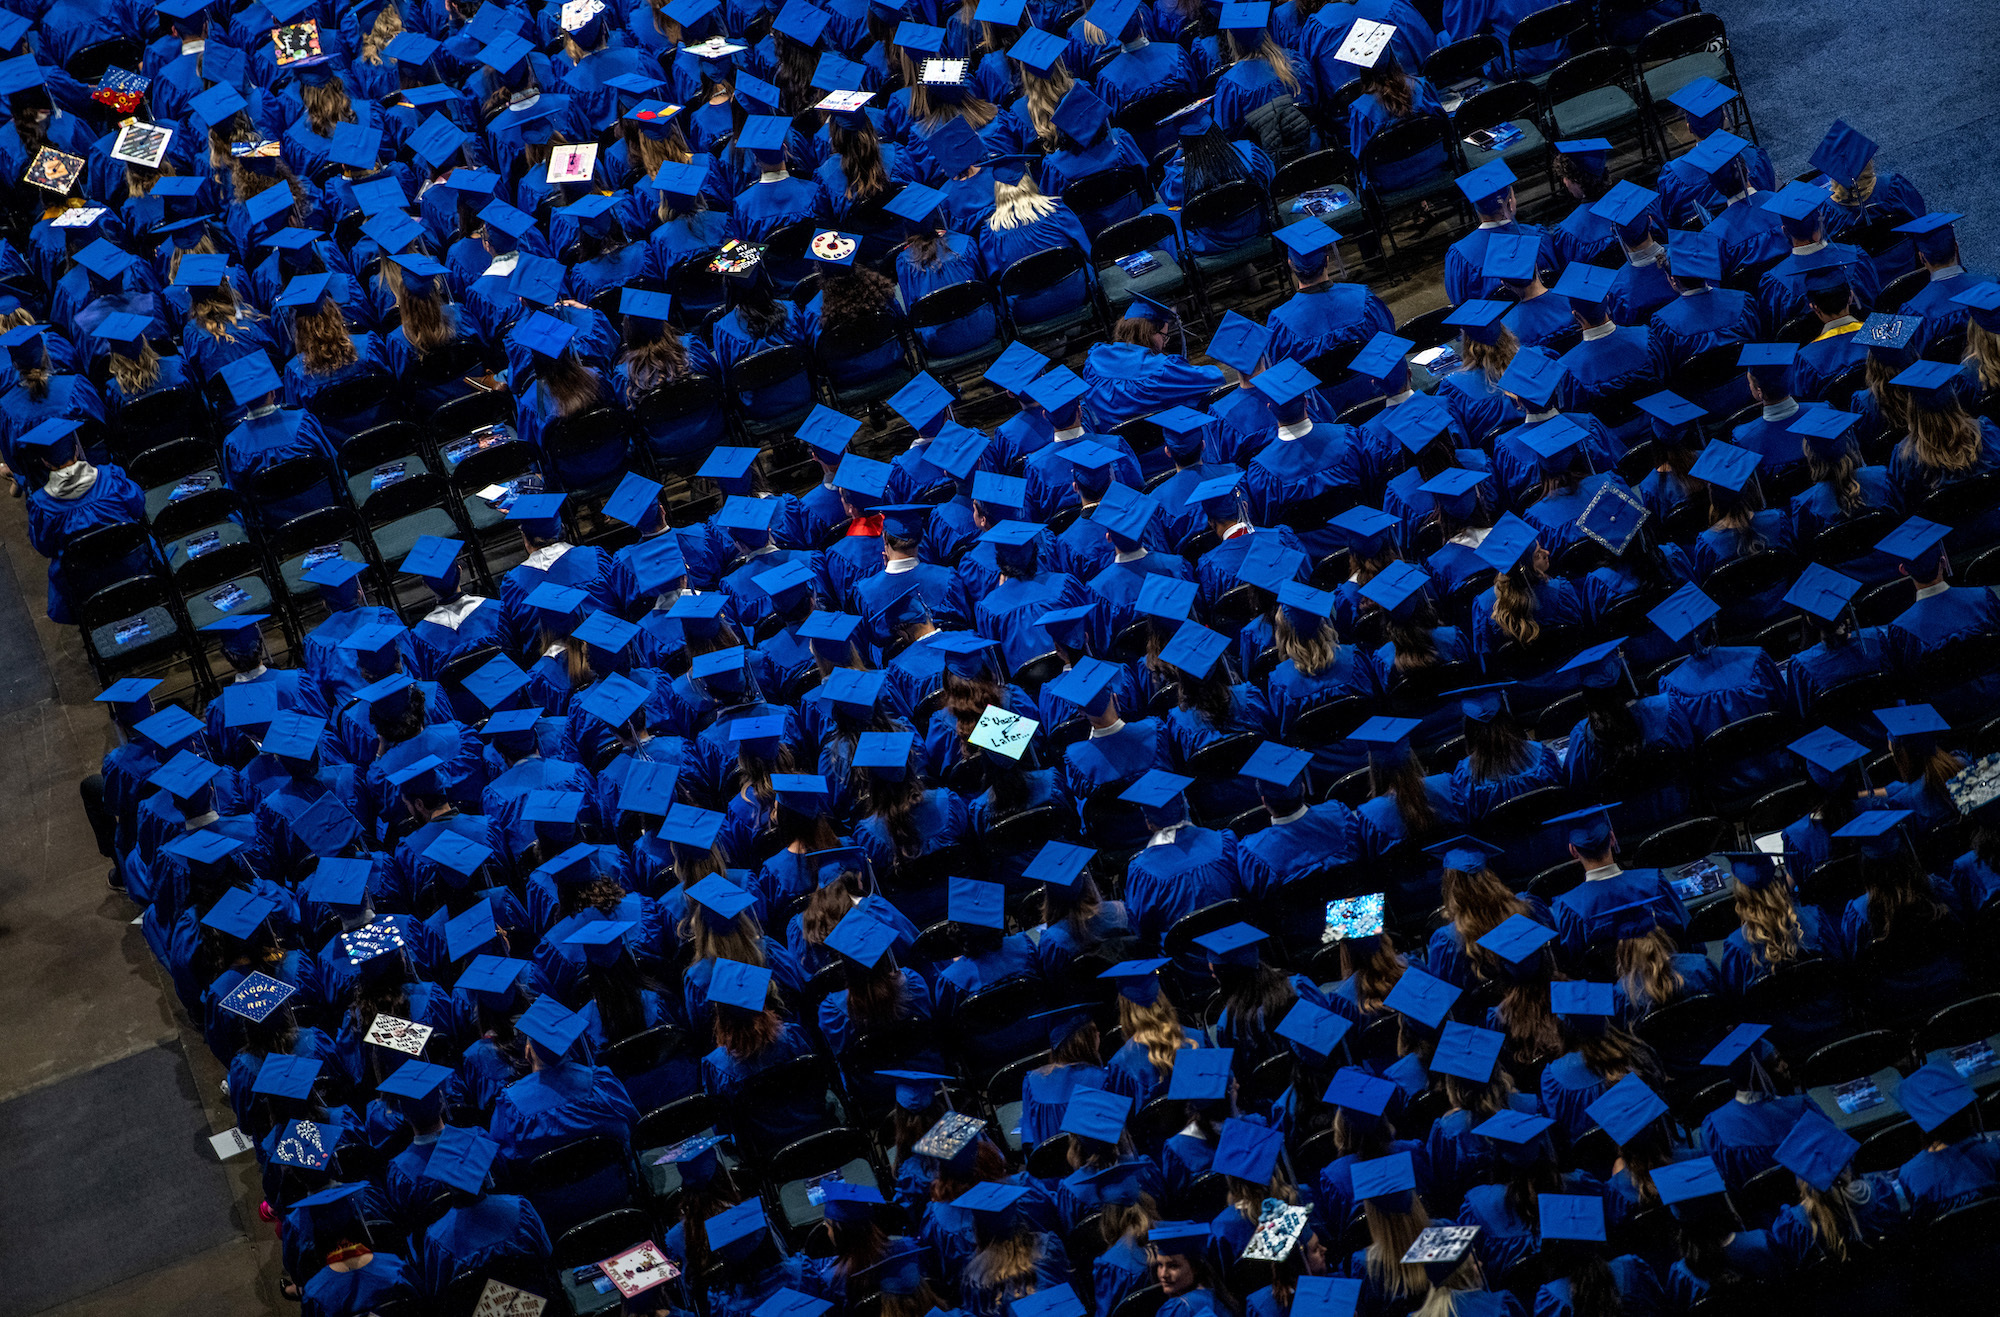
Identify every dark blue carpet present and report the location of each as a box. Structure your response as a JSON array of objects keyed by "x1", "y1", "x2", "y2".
[{"x1": 1707, "y1": 0, "x2": 2000, "y2": 266}]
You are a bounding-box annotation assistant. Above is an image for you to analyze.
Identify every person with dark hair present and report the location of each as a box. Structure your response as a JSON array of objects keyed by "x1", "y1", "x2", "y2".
[
  {"x1": 1347, "y1": 50, "x2": 1445, "y2": 193},
  {"x1": 1084, "y1": 293, "x2": 1226, "y2": 435},
  {"x1": 1040, "y1": 84, "x2": 1153, "y2": 237},
  {"x1": 1648, "y1": 231, "x2": 1762, "y2": 406},
  {"x1": 1829, "y1": 814, "x2": 1968, "y2": 1022},
  {"x1": 701, "y1": 958, "x2": 826, "y2": 1147},
  {"x1": 1156, "y1": 111, "x2": 1275, "y2": 257}
]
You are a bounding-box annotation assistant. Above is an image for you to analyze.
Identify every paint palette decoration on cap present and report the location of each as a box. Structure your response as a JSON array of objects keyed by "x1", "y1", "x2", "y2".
[
  {"x1": 472, "y1": 1279, "x2": 548, "y2": 1317},
  {"x1": 598, "y1": 1241, "x2": 681, "y2": 1297},
  {"x1": 25, "y1": 146, "x2": 84, "y2": 193},
  {"x1": 810, "y1": 230, "x2": 859, "y2": 262},
  {"x1": 217, "y1": 972, "x2": 296, "y2": 1023},
  {"x1": 970, "y1": 705, "x2": 1038, "y2": 759},
  {"x1": 914, "y1": 1111, "x2": 986, "y2": 1158},
  {"x1": 547, "y1": 142, "x2": 598, "y2": 183},
  {"x1": 273, "y1": 20, "x2": 323, "y2": 63},
  {"x1": 365, "y1": 1013, "x2": 434, "y2": 1056},
  {"x1": 111, "y1": 120, "x2": 172, "y2": 168},
  {"x1": 1242, "y1": 1201, "x2": 1311, "y2": 1260}
]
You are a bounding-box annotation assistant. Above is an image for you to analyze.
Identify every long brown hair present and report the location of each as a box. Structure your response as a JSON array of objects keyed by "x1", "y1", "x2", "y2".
[
  {"x1": 829, "y1": 118, "x2": 890, "y2": 201},
  {"x1": 1223, "y1": 29, "x2": 1300, "y2": 93},
  {"x1": 1118, "y1": 992, "x2": 1192, "y2": 1078},
  {"x1": 1900, "y1": 395, "x2": 1984, "y2": 475},
  {"x1": 1363, "y1": 1198, "x2": 1432, "y2": 1300},
  {"x1": 1967, "y1": 321, "x2": 2000, "y2": 393},
  {"x1": 1733, "y1": 874, "x2": 1805, "y2": 969},
  {"x1": 383, "y1": 258, "x2": 454, "y2": 357},
  {"x1": 1020, "y1": 63, "x2": 1074, "y2": 149},
  {"x1": 1461, "y1": 329, "x2": 1518, "y2": 385},
  {"x1": 536, "y1": 351, "x2": 605, "y2": 416},
  {"x1": 301, "y1": 78, "x2": 356, "y2": 138},
  {"x1": 1360, "y1": 54, "x2": 1414, "y2": 119},
  {"x1": 1804, "y1": 438, "x2": 1866, "y2": 517},
  {"x1": 1615, "y1": 927, "x2": 1685, "y2": 1008},
  {"x1": 1337, "y1": 935, "x2": 1406, "y2": 1014},
  {"x1": 1273, "y1": 610, "x2": 1337, "y2": 677},
  {"x1": 713, "y1": 999, "x2": 785, "y2": 1057},
  {"x1": 1371, "y1": 747, "x2": 1437, "y2": 838},
  {"x1": 1491, "y1": 561, "x2": 1544, "y2": 645},
  {"x1": 292, "y1": 296, "x2": 359, "y2": 375},
  {"x1": 619, "y1": 327, "x2": 690, "y2": 395},
  {"x1": 359, "y1": 3, "x2": 403, "y2": 63},
  {"x1": 1442, "y1": 861, "x2": 1531, "y2": 982}
]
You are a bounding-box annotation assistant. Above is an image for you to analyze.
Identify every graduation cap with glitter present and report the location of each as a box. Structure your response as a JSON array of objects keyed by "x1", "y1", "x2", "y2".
[
  {"x1": 271, "y1": 1118, "x2": 342, "y2": 1169},
  {"x1": 217, "y1": 971, "x2": 296, "y2": 1023},
  {"x1": 340, "y1": 918, "x2": 406, "y2": 965}
]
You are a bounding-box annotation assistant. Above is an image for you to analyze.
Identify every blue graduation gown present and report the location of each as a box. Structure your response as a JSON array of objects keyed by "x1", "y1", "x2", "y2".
[
  {"x1": 1699, "y1": 1093, "x2": 1814, "y2": 1189},
  {"x1": 1549, "y1": 866, "x2": 1689, "y2": 961},
  {"x1": 489, "y1": 1060, "x2": 639, "y2": 1165},
  {"x1": 418, "y1": 1194, "x2": 553, "y2": 1297},
  {"x1": 1658, "y1": 645, "x2": 1783, "y2": 738},
  {"x1": 1122, "y1": 824, "x2": 1242, "y2": 947},
  {"x1": 1445, "y1": 222, "x2": 1561, "y2": 306},
  {"x1": 1886, "y1": 586, "x2": 2000, "y2": 723}
]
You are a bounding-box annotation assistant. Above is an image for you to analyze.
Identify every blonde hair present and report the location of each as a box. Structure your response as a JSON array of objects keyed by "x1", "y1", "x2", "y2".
[
  {"x1": 359, "y1": 3, "x2": 403, "y2": 63},
  {"x1": 1363, "y1": 1199, "x2": 1432, "y2": 1300},
  {"x1": 109, "y1": 337, "x2": 162, "y2": 396},
  {"x1": 966, "y1": 1234, "x2": 1044, "y2": 1303},
  {"x1": 1968, "y1": 322, "x2": 2000, "y2": 393},
  {"x1": 1733, "y1": 875, "x2": 1804, "y2": 969},
  {"x1": 1902, "y1": 399, "x2": 1984, "y2": 474},
  {"x1": 990, "y1": 175, "x2": 1059, "y2": 230},
  {"x1": 1616, "y1": 927, "x2": 1685, "y2": 1007},
  {"x1": 1828, "y1": 161, "x2": 1876, "y2": 207},
  {"x1": 1021, "y1": 63, "x2": 1074, "y2": 149},
  {"x1": 292, "y1": 297, "x2": 359, "y2": 376},
  {"x1": 1273, "y1": 610, "x2": 1336, "y2": 677},
  {"x1": 1798, "y1": 1175, "x2": 1863, "y2": 1263},
  {"x1": 1461, "y1": 330, "x2": 1518, "y2": 384},
  {"x1": 1223, "y1": 29, "x2": 1300, "y2": 93},
  {"x1": 1118, "y1": 993, "x2": 1192, "y2": 1078}
]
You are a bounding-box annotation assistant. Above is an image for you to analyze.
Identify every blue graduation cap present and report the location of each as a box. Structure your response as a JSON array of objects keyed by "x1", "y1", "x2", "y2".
[
  {"x1": 1027, "y1": 366, "x2": 1088, "y2": 415},
  {"x1": 1809, "y1": 118, "x2": 1877, "y2": 189},
  {"x1": 1476, "y1": 912, "x2": 1556, "y2": 967},
  {"x1": 1430, "y1": 1022, "x2": 1506, "y2": 1083},
  {"x1": 1590, "y1": 180, "x2": 1659, "y2": 236},
  {"x1": 1242, "y1": 741, "x2": 1313, "y2": 791},
  {"x1": 1051, "y1": 84, "x2": 1111, "y2": 147},
  {"x1": 1444, "y1": 299, "x2": 1510, "y2": 344},
  {"x1": 1007, "y1": 26, "x2": 1068, "y2": 74},
  {"x1": 1213, "y1": 1117, "x2": 1284, "y2": 1184},
  {"x1": 1025, "y1": 840, "x2": 1096, "y2": 892},
  {"x1": 1349, "y1": 1151, "x2": 1418, "y2": 1202},
  {"x1": 1666, "y1": 229, "x2": 1723, "y2": 282},
  {"x1": 1653, "y1": 1156, "x2": 1726, "y2": 1207},
  {"x1": 1552, "y1": 262, "x2": 1616, "y2": 306},
  {"x1": 1540, "y1": 1194, "x2": 1607, "y2": 1243},
  {"x1": 1783, "y1": 562, "x2": 1862, "y2": 624},
  {"x1": 1160, "y1": 620, "x2": 1231, "y2": 681},
  {"x1": 1954, "y1": 281, "x2": 2000, "y2": 334},
  {"x1": 1059, "y1": 1087, "x2": 1132, "y2": 1144},
  {"x1": 1688, "y1": 440, "x2": 1760, "y2": 493},
  {"x1": 1382, "y1": 965, "x2": 1460, "y2": 1028},
  {"x1": 1166, "y1": 1047, "x2": 1234, "y2": 1101},
  {"x1": 947, "y1": 875, "x2": 1004, "y2": 929},
  {"x1": 1349, "y1": 714, "x2": 1419, "y2": 754},
  {"x1": 1775, "y1": 1111, "x2": 1860, "y2": 1192},
  {"x1": 1668, "y1": 76, "x2": 1735, "y2": 128},
  {"x1": 1875, "y1": 515, "x2": 1950, "y2": 569},
  {"x1": 219, "y1": 352, "x2": 281, "y2": 406},
  {"x1": 1648, "y1": 583, "x2": 1718, "y2": 643},
  {"x1": 135, "y1": 705, "x2": 205, "y2": 754},
  {"x1": 1274, "y1": 217, "x2": 1340, "y2": 267},
  {"x1": 1099, "y1": 957, "x2": 1171, "y2": 1005},
  {"x1": 1876, "y1": 703, "x2": 1949, "y2": 744},
  {"x1": 1498, "y1": 347, "x2": 1566, "y2": 408},
  {"x1": 1790, "y1": 725, "x2": 1869, "y2": 791},
  {"x1": 1250, "y1": 359, "x2": 1322, "y2": 409},
  {"x1": 1119, "y1": 768, "x2": 1193, "y2": 810},
  {"x1": 1893, "y1": 359, "x2": 1963, "y2": 407},
  {"x1": 1348, "y1": 332, "x2": 1413, "y2": 385},
  {"x1": 1788, "y1": 405, "x2": 1859, "y2": 463},
  {"x1": 378, "y1": 1058, "x2": 454, "y2": 1105},
  {"x1": 1481, "y1": 231, "x2": 1540, "y2": 284},
  {"x1": 202, "y1": 888, "x2": 277, "y2": 940},
  {"x1": 1291, "y1": 1279, "x2": 1362, "y2": 1317},
  {"x1": 1684, "y1": 129, "x2": 1752, "y2": 180},
  {"x1": 253, "y1": 1053, "x2": 323, "y2": 1100},
  {"x1": 1474, "y1": 513, "x2": 1539, "y2": 574},
  {"x1": 150, "y1": 750, "x2": 222, "y2": 800},
  {"x1": 1761, "y1": 179, "x2": 1831, "y2": 228},
  {"x1": 1149, "y1": 1220, "x2": 1212, "y2": 1252},
  {"x1": 797, "y1": 404, "x2": 862, "y2": 460},
  {"x1": 423, "y1": 1125, "x2": 500, "y2": 1194},
  {"x1": 1586, "y1": 1072, "x2": 1667, "y2": 1144},
  {"x1": 456, "y1": 953, "x2": 529, "y2": 1000},
  {"x1": 824, "y1": 908, "x2": 897, "y2": 967},
  {"x1": 1206, "y1": 310, "x2": 1270, "y2": 374},
  {"x1": 709, "y1": 958, "x2": 777, "y2": 1014},
  {"x1": 707, "y1": 1199, "x2": 771, "y2": 1256},
  {"x1": 1455, "y1": 159, "x2": 1516, "y2": 210},
  {"x1": 1194, "y1": 922, "x2": 1268, "y2": 968},
  {"x1": 1701, "y1": 1022, "x2": 1770, "y2": 1070},
  {"x1": 1274, "y1": 1000, "x2": 1352, "y2": 1058},
  {"x1": 1550, "y1": 979, "x2": 1617, "y2": 1019}
]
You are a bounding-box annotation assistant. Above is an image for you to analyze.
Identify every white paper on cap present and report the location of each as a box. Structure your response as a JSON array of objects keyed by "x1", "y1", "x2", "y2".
[
  {"x1": 1334, "y1": 17, "x2": 1396, "y2": 67},
  {"x1": 474, "y1": 1279, "x2": 549, "y2": 1317},
  {"x1": 970, "y1": 706, "x2": 1038, "y2": 759}
]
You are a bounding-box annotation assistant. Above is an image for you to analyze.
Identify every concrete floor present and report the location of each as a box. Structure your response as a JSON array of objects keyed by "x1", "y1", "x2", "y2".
[{"x1": 0, "y1": 490, "x2": 283, "y2": 1317}]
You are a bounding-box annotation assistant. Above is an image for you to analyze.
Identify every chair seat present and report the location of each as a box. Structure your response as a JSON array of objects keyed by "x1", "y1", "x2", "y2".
[
  {"x1": 1273, "y1": 196, "x2": 1365, "y2": 233},
  {"x1": 183, "y1": 572, "x2": 274, "y2": 630},
  {"x1": 775, "y1": 1155, "x2": 874, "y2": 1233},
  {"x1": 561, "y1": 1268, "x2": 623, "y2": 1316},
  {"x1": 461, "y1": 492, "x2": 509, "y2": 533},
  {"x1": 1642, "y1": 52, "x2": 1727, "y2": 105},
  {"x1": 1099, "y1": 250, "x2": 1190, "y2": 308},
  {"x1": 279, "y1": 544, "x2": 366, "y2": 599},
  {"x1": 1192, "y1": 233, "x2": 1276, "y2": 276},
  {"x1": 163, "y1": 519, "x2": 248, "y2": 570},
  {"x1": 922, "y1": 338, "x2": 1009, "y2": 377},
  {"x1": 144, "y1": 470, "x2": 221, "y2": 522},
  {"x1": 828, "y1": 362, "x2": 916, "y2": 408},
  {"x1": 1014, "y1": 301, "x2": 1099, "y2": 340},
  {"x1": 1552, "y1": 86, "x2": 1641, "y2": 136},
  {"x1": 739, "y1": 400, "x2": 815, "y2": 439},
  {"x1": 346, "y1": 455, "x2": 432, "y2": 511},
  {"x1": 1373, "y1": 170, "x2": 1463, "y2": 211},
  {"x1": 369, "y1": 507, "x2": 459, "y2": 564},
  {"x1": 91, "y1": 605, "x2": 178, "y2": 664},
  {"x1": 1458, "y1": 119, "x2": 1551, "y2": 173}
]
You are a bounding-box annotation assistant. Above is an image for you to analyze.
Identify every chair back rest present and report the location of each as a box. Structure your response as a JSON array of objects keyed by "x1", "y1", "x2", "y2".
[
  {"x1": 1423, "y1": 33, "x2": 1504, "y2": 87},
  {"x1": 1452, "y1": 80, "x2": 1540, "y2": 135},
  {"x1": 1545, "y1": 45, "x2": 1635, "y2": 104},
  {"x1": 1000, "y1": 246, "x2": 1089, "y2": 298},
  {"x1": 1358, "y1": 113, "x2": 1450, "y2": 172},
  {"x1": 1508, "y1": 0, "x2": 1594, "y2": 56},
  {"x1": 729, "y1": 344, "x2": 813, "y2": 391},
  {"x1": 1062, "y1": 166, "x2": 1146, "y2": 217},
  {"x1": 1635, "y1": 11, "x2": 1726, "y2": 64},
  {"x1": 1096, "y1": 211, "x2": 1180, "y2": 264},
  {"x1": 909, "y1": 281, "x2": 996, "y2": 328},
  {"x1": 1181, "y1": 179, "x2": 1268, "y2": 230}
]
